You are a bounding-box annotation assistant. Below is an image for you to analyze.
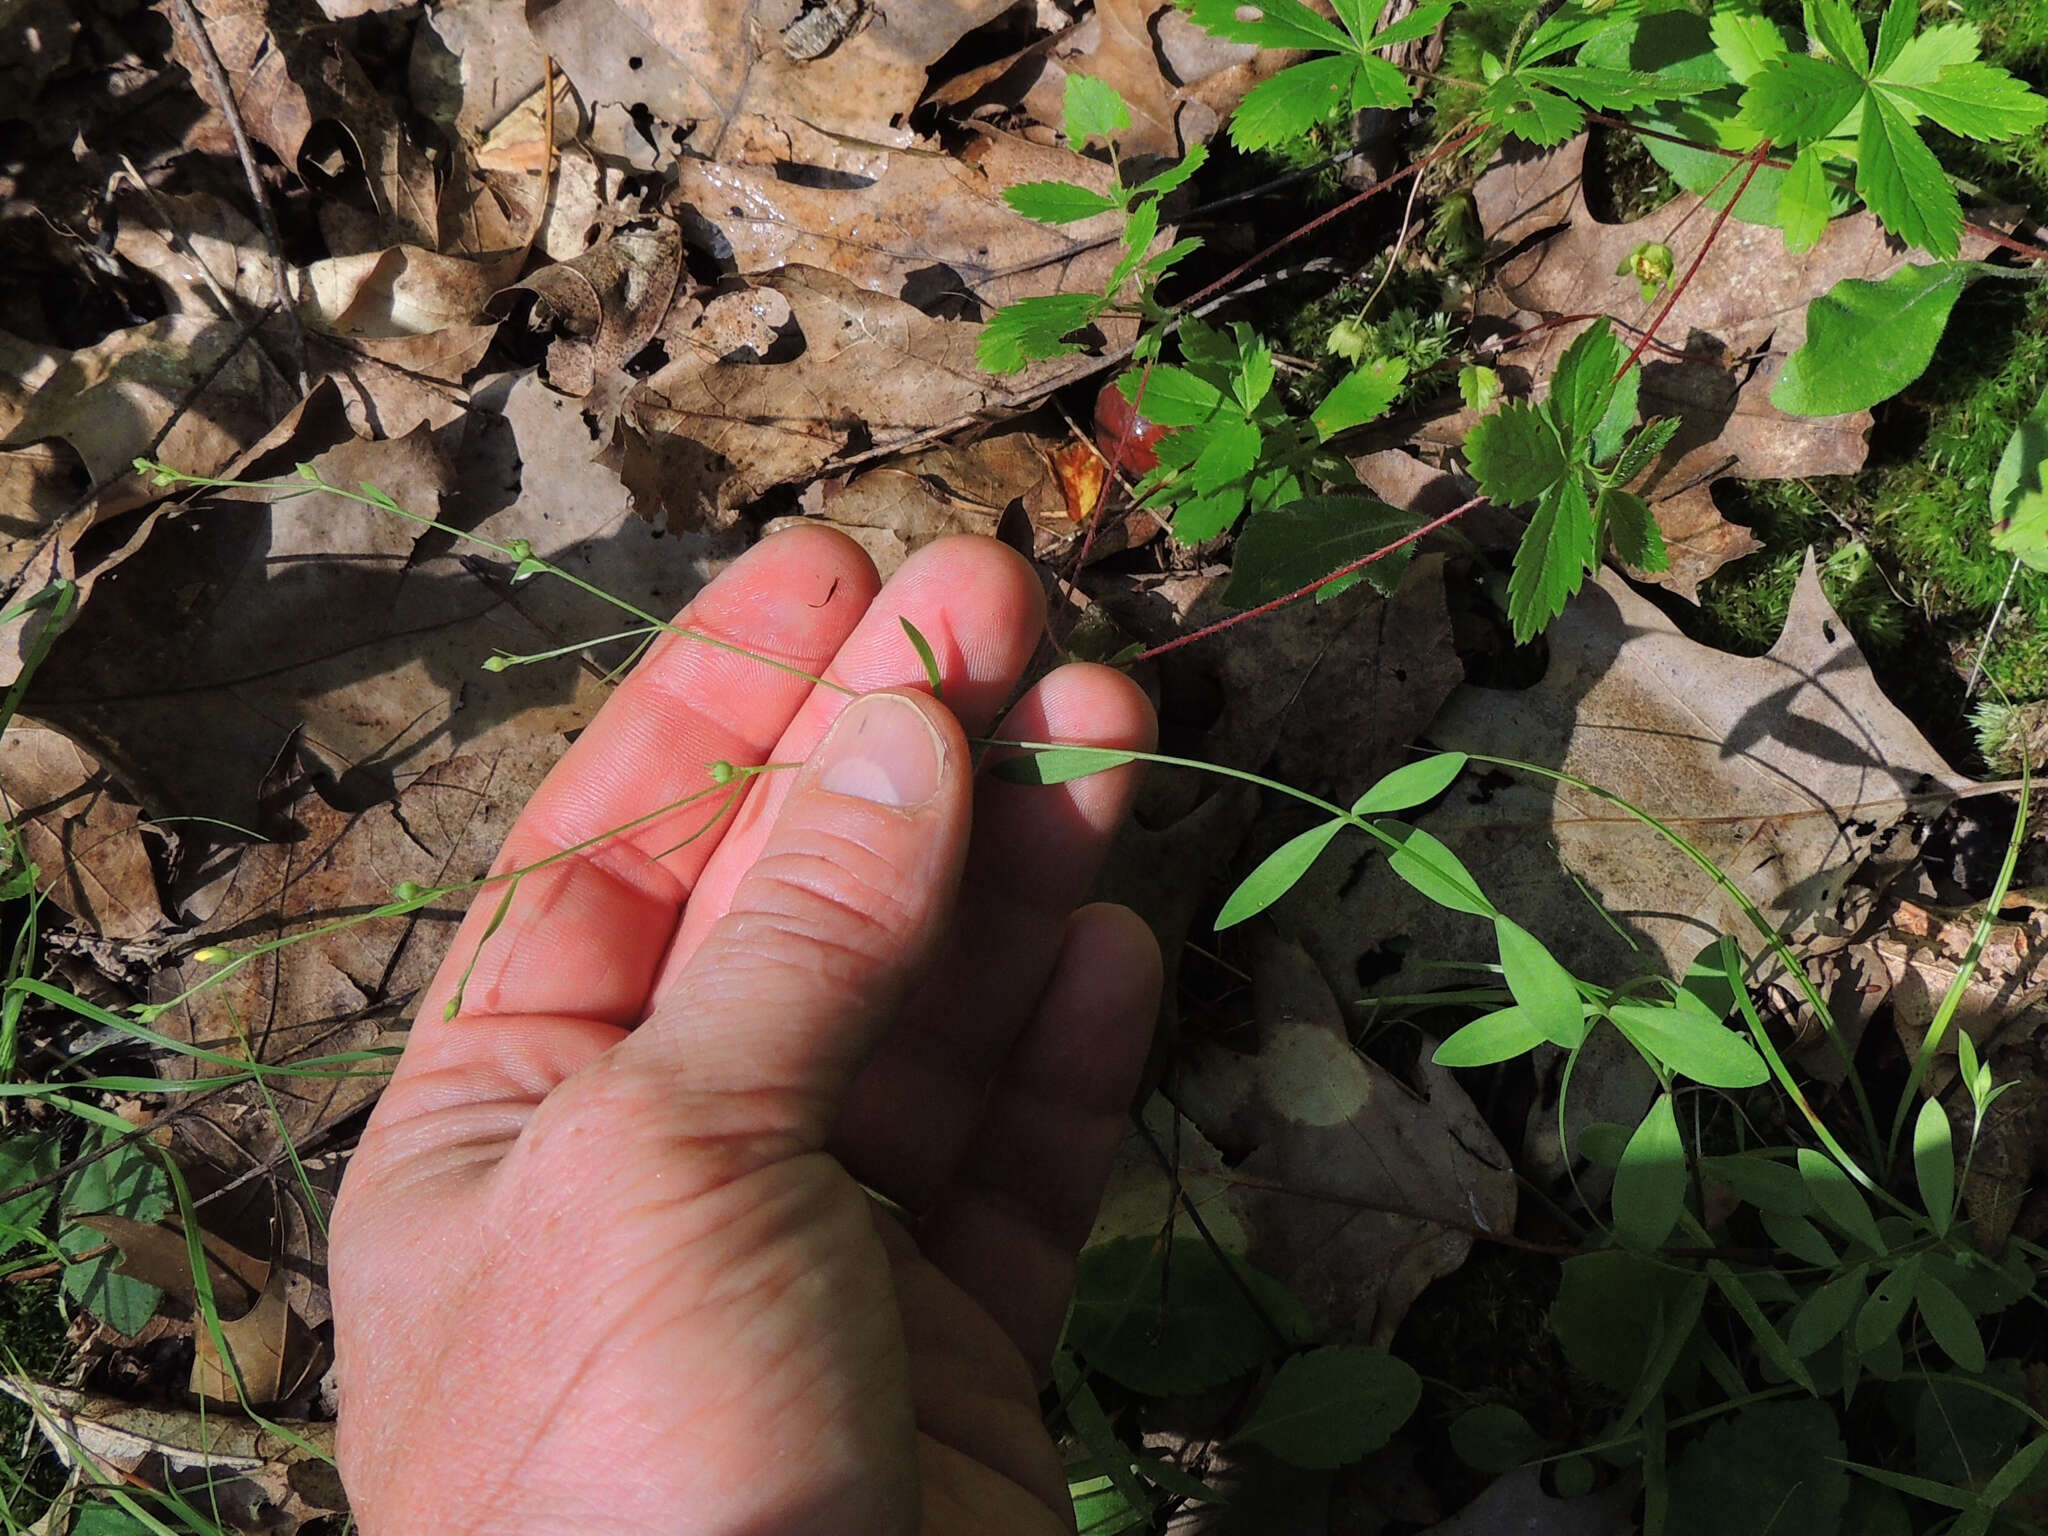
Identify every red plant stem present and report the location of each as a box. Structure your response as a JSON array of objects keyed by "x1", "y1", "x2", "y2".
[
  {"x1": 1135, "y1": 495, "x2": 1485, "y2": 662},
  {"x1": 1616, "y1": 140, "x2": 1772, "y2": 380}
]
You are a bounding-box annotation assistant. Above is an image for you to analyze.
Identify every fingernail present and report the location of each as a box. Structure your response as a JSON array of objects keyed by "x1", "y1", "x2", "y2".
[{"x1": 816, "y1": 693, "x2": 943, "y2": 808}]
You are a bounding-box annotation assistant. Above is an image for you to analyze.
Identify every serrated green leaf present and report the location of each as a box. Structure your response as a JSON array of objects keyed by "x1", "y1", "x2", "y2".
[
  {"x1": 1351, "y1": 52, "x2": 1411, "y2": 111},
  {"x1": 1521, "y1": 0, "x2": 1648, "y2": 66},
  {"x1": 1003, "y1": 180, "x2": 1121, "y2": 224},
  {"x1": 1606, "y1": 1001, "x2": 1768, "y2": 1087},
  {"x1": 1235, "y1": 338, "x2": 1275, "y2": 413},
  {"x1": 1143, "y1": 235, "x2": 1203, "y2": 279},
  {"x1": 1064, "y1": 74, "x2": 1131, "y2": 145},
  {"x1": 1482, "y1": 79, "x2": 1585, "y2": 145},
  {"x1": 1313, "y1": 358, "x2": 1406, "y2": 439},
  {"x1": 1134, "y1": 140, "x2": 1209, "y2": 199},
  {"x1": 976, "y1": 293, "x2": 1104, "y2": 372},
  {"x1": 1507, "y1": 473, "x2": 1595, "y2": 643},
  {"x1": 1380, "y1": 820, "x2": 1496, "y2": 917},
  {"x1": 1858, "y1": 89, "x2": 1962, "y2": 258},
  {"x1": 1778, "y1": 145, "x2": 1834, "y2": 252},
  {"x1": 1325, "y1": 0, "x2": 1386, "y2": 45},
  {"x1": 1227, "y1": 55, "x2": 1360, "y2": 150},
  {"x1": 1351, "y1": 753, "x2": 1467, "y2": 816},
  {"x1": 1108, "y1": 197, "x2": 1160, "y2": 297},
  {"x1": 1608, "y1": 415, "x2": 1681, "y2": 484},
  {"x1": 1171, "y1": 488, "x2": 1247, "y2": 543},
  {"x1": 1222, "y1": 495, "x2": 1417, "y2": 606},
  {"x1": 1739, "y1": 54, "x2": 1865, "y2": 144},
  {"x1": 1216, "y1": 820, "x2": 1346, "y2": 929},
  {"x1": 1122, "y1": 365, "x2": 1224, "y2": 427},
  {"x1": 1186, "y1": 0, "x2": 1352, "y2": 53},
  {"x1": 1710, "y1": 6, "x2": 1789, "y2": 84},
  {"x1": 1230, "y1": 1346, "x2": 1421, "y2": 1468},
  {"x1": 1915, "y1": 1271, "x2": 1985, "y2": 1373},
  {"x1": 1871, "y1": 0, "x2": 1915, "y2": 75},
  {"x1": 1433, "y1": 1004, "x2": 1553, "y2": 1068},
  {"x1": 60, "y1": 1131, "x2": 170, "y2": 1336},
  {"x1": 1371, "y1": 0, "x2": 1452, "y2": 49},
  {"x1": 1613, "y1": 1093, "x2": 1687, "y2": 1251},
  {"x1": 1798, "y1": 1148, "x2": 1886, "y2": 1254},
  {"x1": 1788, "y1": 1264, "x2": 1867, "y2": 1357},
  {"x1": 1806, "y1": 0, "x2": 1869, "y2": 72},
  {"x1": 1882, "y1": 22, "x2": 1980, "y2": 85},
  {"x1": 1882, "y1": 62, "x2": 2048, "y2": 141},
  {"x1": 1521, "y1": 64, "x2": 1707, "y2": 110},
  {"x1": 991, "y1": 746, "x2": 1139, "y2": 785},
  {"x1": 1467, "y1": 402, "x2": 1568, "y2": 506},
  {"x1": 1496, "y1": 917, "x2": 1588, "y2": 1048},
  {"x1": 1591, "y1": 366, "x2": 1639, "y2": 466},
  {"x1": 1450, "y1": 1404, "x2": 1551, "y2": 1474},
  {"x1": 1547, "y1": 319, "x2": 1629, "y2": 448},
  {"x1": 1912, "y1": 1098, "x2": 1956, "y2": 1234},
  {"x1": 1458, "y1": 364, "x2": 1501, "y2": 412},
  {"x1": 1182, "y1": 417, "x2": 1261, "y2": 496},
  {"x1": 1773, "y1": 262, "x2": 1966, "y2": 414},
  {"x1": 1991, "y1": 383, "x2": 2048, "y2": 571},
  {"x1": 1599, "y1": 488, "x2": 1668, "y2": 572}
]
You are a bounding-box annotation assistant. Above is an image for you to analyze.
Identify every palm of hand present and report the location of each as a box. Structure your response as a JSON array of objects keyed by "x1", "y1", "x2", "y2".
[{"x1": 331, "y1": 531, "x2": 1160, "y2": 1535}]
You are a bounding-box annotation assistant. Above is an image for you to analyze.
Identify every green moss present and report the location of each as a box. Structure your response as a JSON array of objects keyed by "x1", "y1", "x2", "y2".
[{"x1": 0, "y1": 1274, "x2": 72, "y2": 1515}]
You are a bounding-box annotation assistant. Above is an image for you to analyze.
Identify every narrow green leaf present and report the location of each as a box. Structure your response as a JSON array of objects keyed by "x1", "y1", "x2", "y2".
[
  {"x1": 1613, "y1": 1093, "x2": 1688, "y2": 1252},
  {"x1": 1313, "y1": 358, "x2": 1407, "y2": 439},
  {"x1": 1522, "y1": 0, "x2": 1650, "y2": 65},
  {"x1": 1982, "y1": 1433, "x2": 2048, "y2": 1509},
  {"x1": 1379, "y1": 820, "x2": 1497, "y2": 917},
  {"x1": 1217, "y1": 821, "x2": 1346, "y2": 929},
  {"x1": 1787, "y1": 1263, "x2": 1867, "y2": 1357},
  {"x1": 1107, "y1": 197, "x2": 1160, "y2": 297},
  {"x1": 1221, "y1": 495, "x2": 1417, "y2": 607},
  {"x1": 1707, "y1": 1260, "x2": 1816, "y2": 1395},
  {"x1": 1607, "y1": 1002, "x2": 1769, "y2": 1088},
  {"x1": 1778, "y1": 146, "x2": 1833, "y2": 253},
  {"x1": 1054, "y1": 1354, "x2": 1156, "y2": 1526},
  {"x1": 1350, "y1": 753, "x2": 1467, "y2": 816},
  {"x1": 1772, "y1": 263, "x2": 1966, "y2": 415},
  {"x1": 1912, "y1": 1098, "x2": 1956, "y2": 1234},
  {"x1": 1003, "y1": 181, "x2": 1121, "y2": 224},
  {"x1": 1507, "y1": 473, "x2": 1596, "y2": 643},
  {"x1": 1871, "y1": 0, "x2": 1915, "y2": 75},
  {"x1": 992, "y1": 746, "x2": 1140, "y2": 785},
  {"x1": 1578, "y1": 1122, "x2": 1633, "y2": 1167},
  {"x1": 1433, "y1": 1004, "x2": 1552, "y2": 1069},
  {"x1": 1496, "y1": 917, "x2": 1588, "y2": 1048},
  {"x1": 1466, "y1": 402, "x2": 1568, "y2": 506},
  {"x1": 1521, "y1": 64, "x2": 1707, "y2": 111},
  {"x1": 1797, "y1": 1148, "x2": 1886, "y2": 1254},
  {"x1": 1229, "y1": 1346, "x2": 1421, "y2": 1468},
  {"x1": 1607, "y1": 415, "x2": 1681, "y2": 485},
  {"x1": 1064, "y1": 74, "x2": 1132, "y2": 145},
  {"x1": 1840, "y1": 1461, "x2": 1975, "y2": 1511},
  {"x1": 1913, "y1": 1271, "x2": 1985, "y2": 1373},
  {"x1": 1370, "y1": 0, "x2": 1452, "y2": 48},
  {"x1": 1325, "y1": 0, "x2": 1387, "y2": 49},
  {"x1": 1990, "y1": 383, "x2": 2048, "y2": 571},
  {"x1": 900, "y1": 617, "x2": 943, "y2": 701},
  {"x1": 1856, "y1": 89, "x2": 1962, "y2": 258}
]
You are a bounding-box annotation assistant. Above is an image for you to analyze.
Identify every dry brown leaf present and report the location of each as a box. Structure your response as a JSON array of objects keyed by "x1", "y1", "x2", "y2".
[
  {"x1": 0, "y1": 724, "x2": 166, "y2": 939},
  {"x1": 1427, "y1": 137, "x2": 1999, "y2": 598},
  {"x1": 74, "y1": 1211, "x2": 265, "y2": 1317},
  {"x1": 28, "y1": 384, "x2": 729, "y2": 824},
  {"x1": 610, "y1": 266, "x2": 1096, "y2": 529},
  {"x1": 528, "y1": 0, "x2": 1013, "y2": 153},
  {"x1": 1877, "y1": 901, "x2": 2048, "y2": 1083},
  {"x1": 193, "y1": 1263, "x2": 294, "y2": 1407},
  {"x1": 411, "y1": 0, "x2": 551, "y2": 142},
  {"x1": 1285, "y1": 550, "x2": 1964, "y2": 1009},
  {"x1": 164, "y1": 0, "x2": 440, "y2": 254},
  {"x1": 494, "y1": 220, "x2": 684, "y2": 397},
  {"x1": 1, "y1": 1378, "x2": 345, "y2": 1532}
]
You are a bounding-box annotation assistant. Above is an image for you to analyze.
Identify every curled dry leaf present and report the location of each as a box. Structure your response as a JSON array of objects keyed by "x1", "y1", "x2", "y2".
[
  {"x1": 492, "y1": 219, "x2": 685, "y2": 397},
  {"x1": 0, "y1": 723, "x2": 166, "y2": 940}
]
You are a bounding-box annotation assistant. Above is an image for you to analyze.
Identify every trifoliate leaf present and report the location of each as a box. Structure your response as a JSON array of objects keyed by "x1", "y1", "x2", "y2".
[
  {"x1": 1312, "y1": 358, "x2": 1406, "y2": 440},
  {"x1": 1186, "y1": 0, "x2": 1350, "y2": 52},
  {"x1": 976, "y1": 293, "x2": 1104, "y2": 372},
  {"x1": 1227, "y1": 56, "x2": 1358, "y2": 149},
  {"x1": 1778, "y1": 146, "x2": 1834, "y2": 252},
  {"x1": 1881, "y1": 63, "x2": 2048, "y2": 141},
  {"x1": 1349, "y1": 52, "x2": 1411, "y2": 112},
  {"x1": 1738, "y1": 55, "x2": 1864, "y2": 145},
  {"x1": 1222, "y1": 495, "x2": 1417, "y2": 605},
  {"x1": 1466, "y1": 403, "x2": 1567, "y2": 506},
  {"x1": 1507, "y1": 472, "x2": 1595, "y2": 642},
  {"x1": 1856, "y1": 88, "x2": 1962, "y2": 258},
  {"x1": 1599, "y1": 488, "x2": 1668, "y2": 572},
  {"x1": 1064, "y1": 74, "x2": 1131, "y2": 146},
  {"x1": 1772, "y1": 262, "x2": 1966, "y2": 414},
  {"x1": 1002, "y1": 181, "x2": 1121, "y2": 224}
]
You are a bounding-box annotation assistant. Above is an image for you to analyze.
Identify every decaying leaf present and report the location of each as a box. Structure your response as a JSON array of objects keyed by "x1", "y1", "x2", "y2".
[
  {"x1": 1426, "y1": 136, "x2": 1999, "y2": 598},
  {"x1": 0, "y1": 724, "x2": 166, "y2": 940},
  {"x1": 493, "y1": 220, "x2": 685, "y2": 397},
  {"x1": 1877, "y1": 901, "x2": 2048, "y2": 1087}
]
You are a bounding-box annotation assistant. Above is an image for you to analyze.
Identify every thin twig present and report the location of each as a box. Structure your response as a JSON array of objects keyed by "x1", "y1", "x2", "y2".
[
  {"x1": 1967, "y1": 556, "x2": 2024, "y2": 696},
  {"x1": 170, "y1": 0, "x2": 310, "y2": 393}
]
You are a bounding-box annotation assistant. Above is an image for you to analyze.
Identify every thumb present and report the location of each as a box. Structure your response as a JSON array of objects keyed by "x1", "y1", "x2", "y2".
[{"x1": 617, "y1": 688, "x2": 972, "y2": 1145}]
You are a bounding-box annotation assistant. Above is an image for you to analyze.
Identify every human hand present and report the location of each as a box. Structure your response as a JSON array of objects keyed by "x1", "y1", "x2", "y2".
[{"x1": 330, "y1": 529, "x2": 1162, "y2": 1535}]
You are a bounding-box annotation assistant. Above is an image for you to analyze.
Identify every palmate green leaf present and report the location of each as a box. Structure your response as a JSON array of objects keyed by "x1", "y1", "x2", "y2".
[
  {"x1": 1351, "y1": 52, "x2": 1411, "y2": 112},
  {"x1": 1599, "y1": 488, "x2": 1668, "y2": 572},
  {"x1": 1871, "y1": 0, "x2": 1915, "y2": 75},
  {"x1": 1613, "y1": 1092, "x2": 1687, "y2": 1252},
  {"x1": 1738, "y1": 54, "x2": 1865, "y2": 145},
  {"x1": 1990, "y1": 383, "x2": 2048, "y2": 571},
  {"x1": 1003, "y1": 180, "x2": 1121, "y2": 224},
  {"x1": 1312, "y1": 357, "x2": 1406, "y2": 439},
  {"x1": 1778, "y1": 145, "x2": 1833, "y2": 252},
  {"x1": 1546, "y1": 319, "x2": 1629, "y2": 449},
  {"x1": 1216, "y1": 820, "x2": 1346, "y2": 929},
  {"x1": 1915, "y1": 1271, "x2": 1986, "y2": 1373},
  {"x1": 1806, "y1": 0, "x2": 1869, "y2": 69},
  {"x1": 1507, "y1": 473, "x2": 1596, "y2": 643},
  {"x1": 1064, "y1": 74, "x2": 1131, "y2": 146},
  {"x1": 1607, "y1": 1001, "x2": 1768, "y2": 1088},
  {"x1": 1495, "y1": 916, "x2": 1587, "y2": 1048},
  {"x1": 1466, "y1": 402, "x2": 1567, "y2": 506},
  {"x1": 1858, "y1": 88, "x2": 1963, "y2": 259},
  {"x1": 1773, "y1": 262, "x2": 1966, "y2": 415},
  {"x1": 1882, "y1": 63, "x2": 2048, "y2": 141},
  {"x1": 1230, "y1": 1346, "x2": 1421, "y2": 1468},
  {"x1": 1228, "y1": 55, "x2": 1360, "y2": 150},
  {"x1": 1221, "y1": 494, "x2": 1417, "y2": 606},
  {"x1": 1325, "y1": 0, "x2": 1386, "y2": 45},
  {"x1": 1351, "y1": 752, "x2": 1467, "y2": 816},
  {"x1": 1433, "y1": 1004, "x2": 1553, "y2": 1068},
  {"x1": 1186, "y1": 0, "x2": 1351, "y2": 52},
  {"x1": 1913, "y1": 1097, "x2": 1956, "y2": 1233},
  {"x1": 1370, "y1": 0, "x2": 1453, "y2": 49},
  {"x1": 976, "y1": 292, "x2": 1104, "y2": 373}
]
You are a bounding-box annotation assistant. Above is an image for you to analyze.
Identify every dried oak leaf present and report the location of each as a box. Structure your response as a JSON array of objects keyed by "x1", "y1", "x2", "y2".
[
  {"x1": 0, "y1": 723, "x2": 166, "y2": 940},
  {"x1": 491, "y1": 220, "x2": 684, "y2": 397},
  {"x1": 1428, "y1": 136, "x2": 1997, "y2": 598}
]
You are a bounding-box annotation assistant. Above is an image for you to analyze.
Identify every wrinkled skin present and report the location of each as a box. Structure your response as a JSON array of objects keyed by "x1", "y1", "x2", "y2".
[{"x1": 331, "y1": 530, "x2": 1161, "y2": 1535}]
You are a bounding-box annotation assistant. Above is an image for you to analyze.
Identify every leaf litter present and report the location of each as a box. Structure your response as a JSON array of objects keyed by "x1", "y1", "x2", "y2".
[{"x1": 0, "y1": 0, "x2": 2043, "y2": 1527}]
